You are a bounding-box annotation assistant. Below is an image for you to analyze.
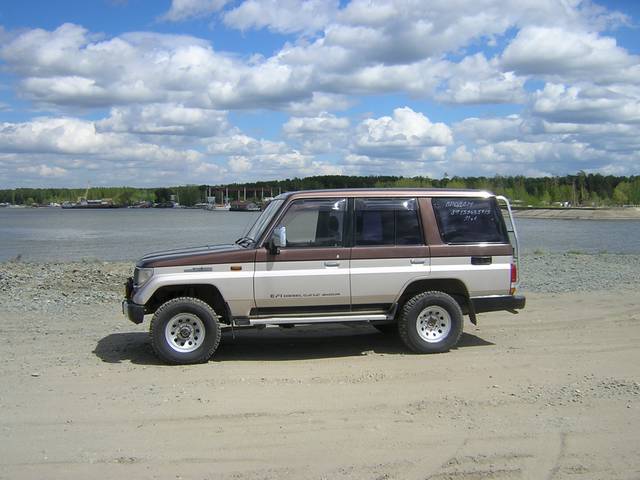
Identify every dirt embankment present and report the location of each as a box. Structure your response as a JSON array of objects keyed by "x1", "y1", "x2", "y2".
[{"x1": 0, "y1": 258, "x2": 639, "y2": 479}]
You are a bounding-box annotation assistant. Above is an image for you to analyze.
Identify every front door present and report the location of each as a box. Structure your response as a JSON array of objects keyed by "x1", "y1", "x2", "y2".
[{"x1": 254, "y1": 198, "x2": 350, "y2": 314}]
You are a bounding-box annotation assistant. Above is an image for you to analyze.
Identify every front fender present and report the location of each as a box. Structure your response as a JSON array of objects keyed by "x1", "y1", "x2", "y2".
[{"x1": 132, "y1": 264, "x2": 255, "y2": 317}]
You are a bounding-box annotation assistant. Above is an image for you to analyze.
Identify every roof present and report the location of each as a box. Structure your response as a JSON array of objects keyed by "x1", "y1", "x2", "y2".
[{"x1": 275, "y1": 188, "x2": 495, "y2": 200}]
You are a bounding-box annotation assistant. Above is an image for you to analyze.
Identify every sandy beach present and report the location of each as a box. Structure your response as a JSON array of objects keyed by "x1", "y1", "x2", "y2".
[{"x1": 1, "y1": 256, "x2": 639, "y2": 479}]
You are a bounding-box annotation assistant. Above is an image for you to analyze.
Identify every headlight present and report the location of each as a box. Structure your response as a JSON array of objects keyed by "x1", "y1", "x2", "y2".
[{"x1": 134, "y1": 267, "x2": 154, "y2": 287}]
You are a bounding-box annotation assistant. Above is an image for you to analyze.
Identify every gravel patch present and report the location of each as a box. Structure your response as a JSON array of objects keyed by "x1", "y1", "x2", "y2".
[
  {"x1": 520, "y1": 252, "x2": 640, "y2": 293},
  {"x1": 0, "y1": 261, "x2": 131, "y2": 313},
  {"x1": 1, "y1": 253, "x2": 638, "y2": 313}
]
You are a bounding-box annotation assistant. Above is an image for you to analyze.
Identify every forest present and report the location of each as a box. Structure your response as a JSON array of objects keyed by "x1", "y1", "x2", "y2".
[{"x1": 1, "y1": 173, "x2": 639, "y2": 207}]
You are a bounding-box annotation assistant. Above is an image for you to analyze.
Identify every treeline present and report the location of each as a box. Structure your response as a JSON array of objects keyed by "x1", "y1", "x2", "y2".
[{"x1": 1, "y1": 173, "x2": 639, "y2": 207}]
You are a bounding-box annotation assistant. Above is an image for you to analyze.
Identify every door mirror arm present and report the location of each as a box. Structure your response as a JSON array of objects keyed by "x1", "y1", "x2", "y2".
[
  {"x1": 266, "y1": 226, "x2": 286, "y2": 255},
  {"x1": 266, "y1": 237, "x2": 280, "y2": 255}
]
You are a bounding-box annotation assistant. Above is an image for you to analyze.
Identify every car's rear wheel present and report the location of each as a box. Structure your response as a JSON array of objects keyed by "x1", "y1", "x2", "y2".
[
  {"x1": 150, "y1": 297, "x2": 221, "y2": 364},
  {"x1": 398, "y1": 291, "x2": 463, "y2": 353}
]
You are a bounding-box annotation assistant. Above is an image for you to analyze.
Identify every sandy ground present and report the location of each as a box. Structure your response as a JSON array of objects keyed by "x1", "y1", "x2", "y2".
[{"x1": 1, "y1": 285, "x2": 639, "y2": 479}]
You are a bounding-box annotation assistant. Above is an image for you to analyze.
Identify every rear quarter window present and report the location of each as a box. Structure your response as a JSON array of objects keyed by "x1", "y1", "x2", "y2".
[
  {"x1": 355, "y1": 198, "x2": 423, "y2": 246},
  {"x1": 432, "y1": 197, "x2": 508, "y2": 244}
]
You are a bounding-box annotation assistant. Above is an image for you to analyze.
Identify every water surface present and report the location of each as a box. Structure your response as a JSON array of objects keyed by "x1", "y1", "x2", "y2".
[
  {"x1": 0, "y1": 208, "x2": 259, "y2": 262},
  {"x1": 1, "y1": 208, "x2": 639, "y2": 262}
]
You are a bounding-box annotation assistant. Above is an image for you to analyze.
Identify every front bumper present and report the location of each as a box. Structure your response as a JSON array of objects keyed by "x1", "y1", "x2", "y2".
[
  {"x1": 471, "y1": 294, "x2": 526, "y2": 314},
  {"x1": 122, "y1": 300, "x2": 145, "y2": 324}
]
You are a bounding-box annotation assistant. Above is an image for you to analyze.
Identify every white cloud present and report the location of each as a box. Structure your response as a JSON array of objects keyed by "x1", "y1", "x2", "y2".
[
  {"x1": 0, "y1": 117, "x2": 116, "y2": 154},
  {"x1": 329, "y1": 0, "x2": 513, "y2": 64},
  {"x1": 284, "y1": 93, "x2": 351, "y2": 115},
  {"x1": 97, "y1": 104, "x2": 229, "y2": 136},
  {"x1": 2, "y1": 1, "x2": 640, "y2": 185},
  {"x1": 531, "y1": 83, "x2": 640, "y2": 124},
  {"x1": 17, "y1": 164, "x2": 68, "y2": 178},
  {"x1": 538, "y1": 120, "x2": 640, "y2": 152},
  {"x1": 353, "y1": 107, "x2": 452, "y2": 159},
  {"x1": 437, "y1": 54, "x2": 526, "y2": 104},
  {"x1": 283, "y1": 113, "x2": 349, "y2": 135},
  {"x1": 0, "y1": 117, "x2": 206, "y2": 176},
  {"x1": 206, "y1": 133, "x2": 287, "y2": 156},
  {"x1": 1, "y1": 24, "x2": 226, "y2": 108},
  {"x1": 224, "y1": 0, "x2": 338, "y2": 34},
  {"x1": 342, "y1": 153, "x2": 445, "y2": 178},
  {"x1": 502, "y1": 26, "x2": 638, "y2": 84},
  {"x1": 3, "y1": 5, "x2": 635, "y2": 116},
  {"x1": 225, "y1": 151, "x2": 341, "y2": 181},
  {"x1": 441, "y1": 135, "x2": 640, "y2": 177},
  {"x1": 329, "y1": 59, "x2": 447, "y2": 96},
  {"x1": 161, "y1": 0, "x2": 229, "y2": 22},
  {"x1": 453, "y1": 115, "x2": 525, "y2": 144},
  {"x1": 283, "y1": 113, "x2": 350, "y2": 154},
  {"x1": 228, "y1": 156, "x2": 253, "y2": 173},
  {"x1": 203, "y1": 129, "x2": 343, "y2": 180},
  {"x1": 450, "y1": 145, "x2": 473, "y2": 164}
]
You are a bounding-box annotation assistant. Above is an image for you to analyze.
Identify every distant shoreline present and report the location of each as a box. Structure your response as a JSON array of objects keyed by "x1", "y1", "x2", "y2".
[{"x1": 512, "y1": 207, "x2": 640, "y2": 220}]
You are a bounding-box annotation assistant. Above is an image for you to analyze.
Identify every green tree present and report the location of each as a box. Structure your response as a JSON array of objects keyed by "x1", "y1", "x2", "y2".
[
  {"x1": 115, "y1": 188, "x2": 135, "y2": 206},
  {"x1": 540, "y1": 190, "x2": 551, "y2": 206},
  {"x1": 613, "y1": 182, "x2": 630, "y2": 205},
  {"x1": 154, "y1": 188, "x2": 173, "y2": 203},
  {"x1": 175, "y1": 186, "x2": 202, "y2": 206}
]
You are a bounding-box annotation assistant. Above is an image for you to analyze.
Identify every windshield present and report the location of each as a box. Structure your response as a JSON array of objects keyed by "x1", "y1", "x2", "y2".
[{"x1": 242, "y1": 199, "x2": 284, "y2": 244}]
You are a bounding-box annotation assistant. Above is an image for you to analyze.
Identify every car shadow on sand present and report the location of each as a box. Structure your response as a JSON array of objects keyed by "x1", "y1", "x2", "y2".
[
  {"x1": 93, "y1": 331, "x2": 164, "y2": 365},
  {"x1": 94, "y1": 324, "x2": 494, "y2": 365}
]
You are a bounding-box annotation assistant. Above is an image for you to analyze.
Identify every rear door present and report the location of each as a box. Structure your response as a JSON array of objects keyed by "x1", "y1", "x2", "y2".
[
  {"x1": 349, "y1": 197, "x2": 430, "y2": 309},
  {"x1": 254, "y1": 198, "x2": 351, "y2": 313}
]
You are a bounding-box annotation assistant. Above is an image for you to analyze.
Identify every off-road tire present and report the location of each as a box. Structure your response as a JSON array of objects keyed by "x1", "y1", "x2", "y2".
[
  {"x1": 398, "y1": 291, "x2": 463, "y2": 353},
  {"x1": 150, "y1": 297, "x2": 221, "y2": 364}
]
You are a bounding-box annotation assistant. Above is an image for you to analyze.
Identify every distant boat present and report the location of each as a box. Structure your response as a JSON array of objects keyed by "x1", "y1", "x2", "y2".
[
  {"x1": 62, "y1": 199, "x2": 119, "y2": 209},
  {"x1": 229, "y1": 201, "x2": 261, "y2": 212},
  {"x1": 153, "y1": 201, "x2": 177, "y2": 208},
  {"x1": 130, "y1": 201, "x2": 153, "y2": 208},
  {"x1": 32, "y1": 202, "x2": 61, "y2": 208},
  {"x1": 210, "y1": 203, "x2": 231, "y2": 211},
  {"x1": 62, "y1": 184, "x2": 120, "y2": 209}
]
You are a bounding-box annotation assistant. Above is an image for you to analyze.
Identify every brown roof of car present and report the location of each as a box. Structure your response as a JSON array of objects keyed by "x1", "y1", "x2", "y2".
[{"x1": 278, "y1": 188, "x2": 495, "y2": 200}]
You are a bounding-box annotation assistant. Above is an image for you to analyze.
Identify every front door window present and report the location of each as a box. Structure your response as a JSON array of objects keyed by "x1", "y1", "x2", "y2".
[{"x1": 276, "y1": 198, "x2": 346, "y2": 248}]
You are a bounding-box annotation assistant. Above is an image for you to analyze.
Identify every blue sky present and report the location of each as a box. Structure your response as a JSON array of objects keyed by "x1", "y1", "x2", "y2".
[{"x1": 0, "y1": 0, "x2": 639, "y2": 187}]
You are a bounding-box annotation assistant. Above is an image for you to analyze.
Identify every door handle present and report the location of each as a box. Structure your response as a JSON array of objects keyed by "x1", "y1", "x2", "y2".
[
  {"x1": 410, "y1": 258, "x2": 426, "y2": 264},
  {"x1": 471, "y1": 256, "x2": 492, "y2": 265},
  {"x1": 324, "y1": 261, "x2": 340, "y2": 267}
]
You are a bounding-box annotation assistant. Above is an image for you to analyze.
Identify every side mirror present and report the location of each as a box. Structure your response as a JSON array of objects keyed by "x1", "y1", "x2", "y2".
[{"x1": 267, "y1": 226, "x2": 286, "y2": 254}]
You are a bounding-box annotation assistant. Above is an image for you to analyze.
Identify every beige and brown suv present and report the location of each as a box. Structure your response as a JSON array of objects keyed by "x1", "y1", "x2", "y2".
[{"x1": 123, "y1": 188, "x2": 525, "y2": 364}]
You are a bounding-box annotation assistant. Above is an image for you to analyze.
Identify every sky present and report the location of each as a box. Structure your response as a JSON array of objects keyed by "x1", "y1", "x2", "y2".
[{"x1": 0, "y1": 0, "x2": 639, "y2": 188}]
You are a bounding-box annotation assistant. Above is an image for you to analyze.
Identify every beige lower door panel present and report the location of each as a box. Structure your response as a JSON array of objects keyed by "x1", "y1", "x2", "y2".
[
  {"x1": 254, "y1": 248, "x2": 351, "y2": 310},
  {"x1": 350, "y1": 246, "x2": 430, "y2": 306}
]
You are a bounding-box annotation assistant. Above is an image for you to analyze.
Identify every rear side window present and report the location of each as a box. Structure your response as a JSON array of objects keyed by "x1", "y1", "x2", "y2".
[
  {"x1": 432, "y1": 197, "x2": 508, "y2": 244},
  {"x1": 355, "y1": 198, "x2": 423, "y2": 246}
]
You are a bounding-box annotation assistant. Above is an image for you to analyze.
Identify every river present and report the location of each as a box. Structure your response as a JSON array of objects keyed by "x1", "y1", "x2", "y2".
[{"x1": 1, "y1": 207, "x2": 639, "y2": 262}]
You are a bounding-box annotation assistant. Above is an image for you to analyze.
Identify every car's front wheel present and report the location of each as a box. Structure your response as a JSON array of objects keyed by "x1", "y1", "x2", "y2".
[
  {"x1": 398, "y1": 291, "x2": 463, "y2": 353},
  {"x1": 150, "y1": 297, "x2": 221, "y2": 364}
]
